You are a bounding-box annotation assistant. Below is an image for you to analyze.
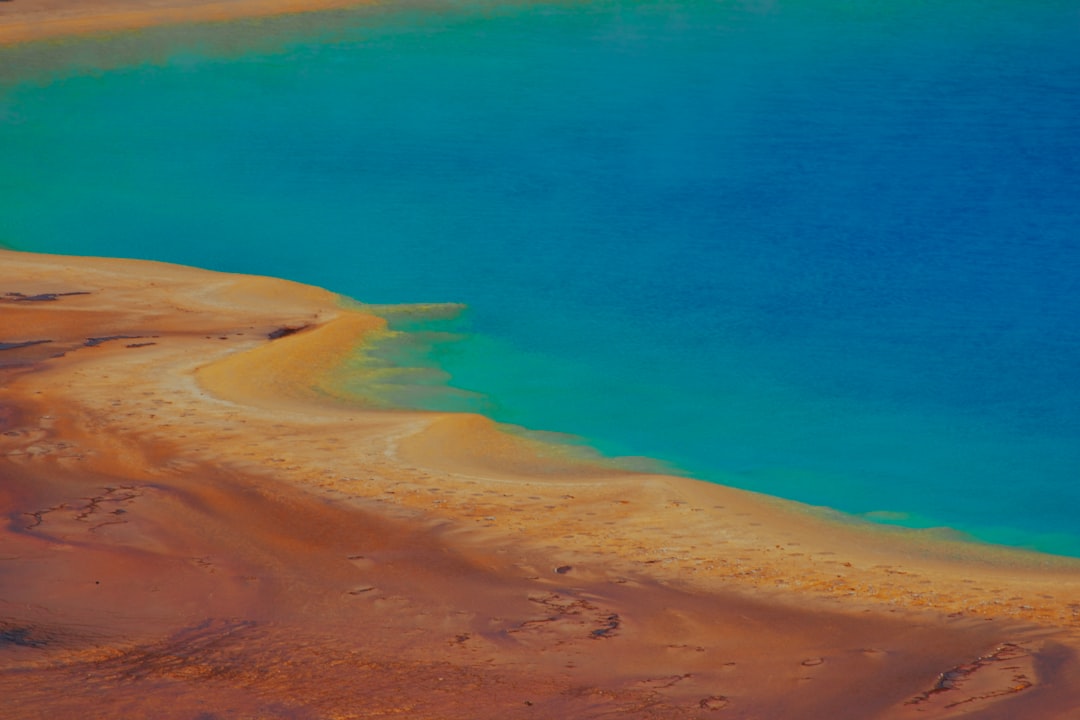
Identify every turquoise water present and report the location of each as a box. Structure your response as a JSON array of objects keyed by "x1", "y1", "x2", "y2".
[{"x1": 2, "y1": 0, "x2": 1080, "y2": 555}]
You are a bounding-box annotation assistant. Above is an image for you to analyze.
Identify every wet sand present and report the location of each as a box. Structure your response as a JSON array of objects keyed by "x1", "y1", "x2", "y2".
[{"x1": 1, "y1": 248, "x2": 1078, "y2": 718}]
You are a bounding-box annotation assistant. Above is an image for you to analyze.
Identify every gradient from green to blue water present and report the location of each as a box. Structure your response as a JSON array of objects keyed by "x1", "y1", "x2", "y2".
[{"x1": 2, "y1": 0, "x2": 1079, "y2": 555}]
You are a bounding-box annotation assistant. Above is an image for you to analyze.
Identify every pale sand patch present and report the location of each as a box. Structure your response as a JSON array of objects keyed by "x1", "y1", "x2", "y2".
[{"x1": 2, "y1": 247, "x2": 1079, "y2": 718}]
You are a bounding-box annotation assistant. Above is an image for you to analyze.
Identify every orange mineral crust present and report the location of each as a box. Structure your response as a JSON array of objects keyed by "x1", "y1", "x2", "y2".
[
  {"x1": 1, "y1": 248, "x2": 1078, "y2": 719},
  {"x1": 0, "y1": 0, "x2": 369, "y2": 45}
]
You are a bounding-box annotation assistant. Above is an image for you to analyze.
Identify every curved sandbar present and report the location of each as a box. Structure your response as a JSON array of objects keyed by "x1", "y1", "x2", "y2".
[{"x1": 1, "y1": 247, "x2": 1078, "y2": 718}]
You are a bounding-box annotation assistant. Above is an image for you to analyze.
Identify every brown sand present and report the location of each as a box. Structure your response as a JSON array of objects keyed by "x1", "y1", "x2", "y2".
[{"x1": 1, "y1": 247, "x2": 1079, "y2": 719}]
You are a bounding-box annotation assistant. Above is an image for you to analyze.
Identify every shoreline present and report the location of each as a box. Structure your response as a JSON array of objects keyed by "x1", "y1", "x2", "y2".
[
  {"x1": 2, "y1": 247, "x2": 1078, "y2": 717},
  {"x1": 3, "y1": 4, "x2": 1078, "y2": 715},
  {"x1": 4, "y1": 0, "x2": 1075, "y2": 561},
  {"x1": 0, "y1": 0, "x2": 370, "y2": 45}
]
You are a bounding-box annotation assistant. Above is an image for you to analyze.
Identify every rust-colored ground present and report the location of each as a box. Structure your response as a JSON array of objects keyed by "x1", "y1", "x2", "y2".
[{"x1": 1, "y1": 249, "x2": 1078, "y2": 718}]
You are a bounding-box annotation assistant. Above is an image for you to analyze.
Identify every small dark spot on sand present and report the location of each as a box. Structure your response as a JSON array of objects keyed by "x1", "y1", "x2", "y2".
[
  {"x1": 0, "y1": 340, "x2": 52, "y2": 351},
  {"x1": 801, "y1": 657, "x2": 824, "y2": 666},
  {"x1": 699, "y1": 695, "x2": 729, "y2": 710},
  {"x1": 125, "y1": 342, "x2": 157, "y2": 348},
  {"x1": 3, "y1": 291, "x2": 90, "y2": 302},
  {"x1": 591, "y1": 613, "x2": 621, "y2": 639},
  {"x1": 268, "y1": 325, "x2": 309, "y2": 340},
  {"x1": 554, "y1": 565, "x2": 572, "y2": 574},
  {"x1": 85, "y1": 335, "x2": 146, "y2": 347},
  {"x1": 0, "y1": 343, "x2": 53, "y2": 356},
  {"x1": 0, "y1": 626, "x2": 45, "y2": 648}
]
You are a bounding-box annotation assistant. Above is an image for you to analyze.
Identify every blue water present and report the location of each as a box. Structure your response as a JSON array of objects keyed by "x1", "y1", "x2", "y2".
[{"x1": 2, "y1": 0, "x2": 1079, "y2": 555}]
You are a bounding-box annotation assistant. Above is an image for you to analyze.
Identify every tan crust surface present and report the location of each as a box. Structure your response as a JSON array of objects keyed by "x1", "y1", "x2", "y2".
[{"x1": 1, "y1": 248, "x2": 1079, "y2": 718}]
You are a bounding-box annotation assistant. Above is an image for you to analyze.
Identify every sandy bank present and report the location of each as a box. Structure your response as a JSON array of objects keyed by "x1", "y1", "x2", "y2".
[
  {"x1": 1, "y1": 248, "x2": 1079, "y2": 718},
  {"x1": 0, "y1": 0, "x2": 367, "y2": 45}
]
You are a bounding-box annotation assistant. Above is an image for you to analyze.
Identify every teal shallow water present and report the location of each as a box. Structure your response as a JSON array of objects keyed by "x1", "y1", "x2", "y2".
[{"x1": 2, "y1": 0, "x2": 1079, "y2": 555}]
